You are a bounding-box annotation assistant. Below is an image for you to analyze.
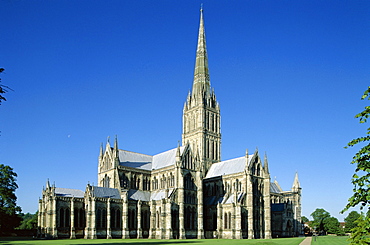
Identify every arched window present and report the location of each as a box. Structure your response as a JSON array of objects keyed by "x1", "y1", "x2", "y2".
[
  {"x1": 228, "y1": 212, "x2": 231, "y2": 230},
  {"x1": 59, "y1": 207, "x2": 70, "y2": 228},
  {"x1": 224, "y1": 212, "x2": 228, "y2": 229},
  {"x1": 110, "y1": 208, "x2": 121, "y2": 229},
  {"x1": 103, "y1": 175, "x2": 110, "y2": 188}
]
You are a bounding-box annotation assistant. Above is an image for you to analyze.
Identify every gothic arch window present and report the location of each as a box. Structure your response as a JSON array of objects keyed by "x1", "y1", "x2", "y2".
[
  {"x1": 96, "y1": 209, "x2": 102, "y2": 228},
  {"x1": 110, "y1": 208, "x2": 121, "y2": 229},
  {"x1": 58, "y1": 207, "x2": 70, "y2": 228},
  {"x1": 224, "y1": 212, "x2": 228, "y2": 229},
  {"x1": 74, "y1": 208, "x2": 85, "y2": 228},
  {"x1": 184, "y1": 173, "x2": 195, "y2": 190},
  {"x1": 103, "y1": 175, "x2": 110, "y2": 188},
  {"x1": 228, "y1": 212, "x2": 232, "y2": 230}
]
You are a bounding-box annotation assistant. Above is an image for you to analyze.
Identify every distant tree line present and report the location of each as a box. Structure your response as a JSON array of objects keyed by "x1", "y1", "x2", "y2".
[{"x1": 302, "y1": 208, "x2": 361, "y2": 236}]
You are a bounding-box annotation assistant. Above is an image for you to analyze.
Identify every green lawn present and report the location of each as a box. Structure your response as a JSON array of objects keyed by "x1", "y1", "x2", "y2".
[
  {"x1": 311, "y1": 235, "x2": 349, "y2": 245},
  {"x1": 0, "y1": 237, "x2": 305, "y2": 245}
]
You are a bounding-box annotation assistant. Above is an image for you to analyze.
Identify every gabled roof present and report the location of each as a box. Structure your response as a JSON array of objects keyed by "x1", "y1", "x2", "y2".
[
  {"x1": 119, "y1": 150, "x2": 152, "y2": 170},
  {"x1": 270, "y1": 180, "x2": 283, "y2": 193},
  {"x1": 152, "y1": 147, "x2": 185, "y2": 170},
  {"x1": 205, "y1": 156, "x2": 250, "y2": 179},
  {"x1": 55, "y1": 188, "x2": 84, "y2": 198},
  {"x1": 92, "y1": 186, "x2": 120, "y2": 199},
  {"x1": 118, "y1": 146, "x2": 185, "y2": 171}
]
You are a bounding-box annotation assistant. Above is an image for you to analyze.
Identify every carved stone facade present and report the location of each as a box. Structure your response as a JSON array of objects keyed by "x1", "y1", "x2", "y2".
[{"x1": 38, "y1": 9, "x2": 302, "y2": 240}]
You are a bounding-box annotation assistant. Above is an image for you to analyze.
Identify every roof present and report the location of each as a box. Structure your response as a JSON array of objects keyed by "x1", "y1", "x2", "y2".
[
  {"x1": 270, "y1": 180, "x2": 283, "y2": 193},
  {"x1": 205, "y1": 156, "x2": 250, "y2": 179},
  {"x1": 55, "y1": 188, "x2": 84, "y2": 198},
  {"x1": 92, "y1": 186, "x2": 121, "y2": 199},
  {"x1": 152, "y1": 147, "x2": 185, "y2": 170},
  {"x1": 128, "y1": 188, "x2": 175, "y2": 201},
  {"x1": 119, "y1": 146, "x2": 185, "y2": 171},
  {"x1": 119, "y1": 150, "x2": 152, "y2": 170}
]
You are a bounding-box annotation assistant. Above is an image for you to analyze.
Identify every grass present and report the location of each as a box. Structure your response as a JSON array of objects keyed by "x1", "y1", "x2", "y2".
[
  {"x1": 311, "y1": 235, "x2": 350, "y2": 245},
  {"x1": 0, "y1": 237, "x2": 305, "y2": 245}
]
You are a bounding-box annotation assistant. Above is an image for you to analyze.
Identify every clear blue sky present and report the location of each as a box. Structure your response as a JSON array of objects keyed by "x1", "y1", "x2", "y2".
[{"x1": 1, "y1": 0, "x2": 369, "y2": 222}]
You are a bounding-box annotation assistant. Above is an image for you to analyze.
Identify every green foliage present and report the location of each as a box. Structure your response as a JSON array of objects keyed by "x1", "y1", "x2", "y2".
[
  {"x1": 0, "y1": 68, "x2": 12, "y2": 105},
  {"x1": 343, "y1": 86, "x2": 370, "y2": 212},
  {"x1": 311, "y1": 208, "x2": 331, "y2": 232},
  {"x1": 0, "y1": 164, "x2": 22, "y2": 234},
  {"x1": 344, "y1": 211, "x2": 361, "y2": 232},
  {"x1": 348, "y1": 212, "x2": 370, "y2": 245},
  {"x1": 17, "y1": 212, "x2": 38, "y2": 230},
  {"x1": 301, "y1": 216, "x2": 309, "y2": 223},
  {"x1": 324, "y1": 217, "x2": 340, "y2": 234},
  {"x1": 343, "y1": 86, "x2": 370, "y2": 244}
]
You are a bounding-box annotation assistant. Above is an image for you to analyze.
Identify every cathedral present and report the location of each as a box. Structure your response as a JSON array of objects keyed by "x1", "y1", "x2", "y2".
[{"x1": 38, "y1": 9, "x2": 302, "y2": 240}]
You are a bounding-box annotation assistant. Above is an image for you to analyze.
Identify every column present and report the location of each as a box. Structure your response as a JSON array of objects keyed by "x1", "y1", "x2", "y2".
[
  {"x1": 38, "y1": 199, "x2": 43, "y2": 237},
  {"x1": 178, "y1": 177, "x2": 185, "y2": 239},
  {"x1": 91, "y1": 198, "x2": 97, "y2": 239},
  {"x1": 246, "y1": 175, "x2": 254, "y2": 239},
  {"x1": 121, "y1": 192, "x2": 130, "y2": 239},
  {"x1": 149, "y1": 201, "x2": 156, "y2": 239},
  {"x1": 165, "y1": 199, "x2": 172, "y2": 239},
  {"x1": 137, "y1": 201, "x2": 143, "y2": 238},
  {"x1": 84, "y1": 198, "x2": 90, "y2": 239},
  {"x1": 263, "y1": 177, "x2": 271, "y2": 239},
  {"x1": 70, "y1": 198, "x2": 76, "y2": 239},
  {"x1": 107, "y1": 198, "x2": 112, "y2": 239},
  {"x1": 216, "y1": 203, "x2": 223, "y2": 238},
  {"x1": 235, "y1": 203, "x2": 242, "y2": 239},
  {"x1": 196, "y1": 173, "x2": 204, "y2": 239},
  {"x1": 52, "y1": 197, "x2": 58, "y2": 238}
]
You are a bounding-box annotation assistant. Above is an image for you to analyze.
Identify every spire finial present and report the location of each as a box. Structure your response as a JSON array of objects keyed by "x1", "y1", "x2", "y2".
[{"x1": 200, "y1": 3, "x2": 203, "y2": 11}]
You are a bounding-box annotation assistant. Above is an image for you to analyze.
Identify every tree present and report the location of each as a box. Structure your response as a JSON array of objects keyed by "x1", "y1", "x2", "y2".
[
  {"x1": 343, "y1": 86, "x2": 370, "y2": 212},
  {"x1": 0, "y1": 164, "x2": 22, "y2": 234},
  {"x1": 301, "y1": 216, "x2": 309, "y2": 223},
  {"x1": 17, "y1": 212, "x2": 38, "y2": 230},
  {"x1": 343, "y1": 86, "x2": 370, "y2": 244},
  {"x1": 324, "y1": 216, "x2": 340, "y2": 234},
  {"x1": 0, "y1": 68, "x2": 12, "y2": 105},
  {"x1": 344, "y1": 211, "x2": 361, "y2": 232},
  {"x1": 310, "y1": 208, "x2": 330, "y2": 232},
  {"x1": 348, "y1": 212, "x2": 370, "y2": 245}
]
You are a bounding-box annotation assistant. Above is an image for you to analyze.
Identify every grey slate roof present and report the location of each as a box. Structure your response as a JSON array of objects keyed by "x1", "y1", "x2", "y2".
[
  {"x1": 205, "y1": 155, "x2": 252, "y2": 179},
  {"x1": 119, "y1": 146, "x2": 185, "y2": 171},
  {"x1": 92, "y1": 186, "x2": 121, "y2": 199},
  {"x1": 128, "y1": 189, "x2": 151, "y2": 201},
  {"x1": 55, "y1": 188, "x2": 84, "y2": 198},
  {"x1": 270, "y1": 181, "x2": 283, "y2": 193},
  {"x1": 128, "y1": 188, "x2": 175, "y2": 201}
]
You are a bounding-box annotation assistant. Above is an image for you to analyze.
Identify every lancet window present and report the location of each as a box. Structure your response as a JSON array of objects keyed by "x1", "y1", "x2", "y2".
[
  {"x1": 74, "y1": 208, "x2": 85, "y2": 228},
  {"x1": 58, "y1": 207, "x2": 70, "y2": 228},
  {"x1": 110, "y1": 208, "x2": 121, "y2": 229},
  {"x1": 96, "y1": 208, "x2": 107, "y2": 229}
]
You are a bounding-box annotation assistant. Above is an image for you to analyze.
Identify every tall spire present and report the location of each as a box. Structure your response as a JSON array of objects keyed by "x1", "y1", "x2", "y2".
[{"x1": 192, "y1": 7, "x2": 210, "y2": 97}]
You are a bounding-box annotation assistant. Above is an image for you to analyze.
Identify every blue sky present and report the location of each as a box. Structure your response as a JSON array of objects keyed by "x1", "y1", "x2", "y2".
[{"x1": 1, "y1": 0, "x2": 369, "y2": 222}]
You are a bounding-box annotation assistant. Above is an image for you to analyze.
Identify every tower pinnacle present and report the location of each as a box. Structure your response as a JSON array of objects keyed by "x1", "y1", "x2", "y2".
[{"x1": 192, "y1": 7, "x2": 210, "y2": 97}]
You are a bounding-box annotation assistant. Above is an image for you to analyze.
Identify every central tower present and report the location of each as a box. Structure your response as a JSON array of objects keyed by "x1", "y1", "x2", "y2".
[{"x1": 182, "y1": 8, "x2": 221, "y2": 174}]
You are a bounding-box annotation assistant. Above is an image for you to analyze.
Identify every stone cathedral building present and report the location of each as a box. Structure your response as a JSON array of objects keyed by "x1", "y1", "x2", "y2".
[{"x1": 38, "y1": 9, "x2": 302, "y2": 240}]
